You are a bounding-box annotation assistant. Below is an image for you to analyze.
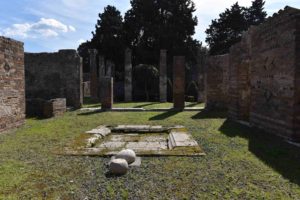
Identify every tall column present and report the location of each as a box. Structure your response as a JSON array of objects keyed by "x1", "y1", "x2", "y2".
[
  {"x1": 197, "y1": 48, "x2": 205, "y2": 103},
  {"x1": 106, "y1": 60, "x2": 113, "y2": 77},
  {"x1": 101, "y1": 77, "x2": 113, "y2": 110},
  {"x1": 98, "y1": 55, "x2": 105, "y2": 99},
  {"x1": 124, "y1": 48, "x2": 132, "y2": 102},
  {"x1": 89, "y1": 49, "x2": 98, "y2": 100},
  {"x1": 173, "y1": 56, "x2": 185, "y2": 109},
  {"x1": 99, "y1": 55, "x2": 105, "y2": 78},
  {"x1": 159, "y1": 49, "x2": 167, "y2": 102}
]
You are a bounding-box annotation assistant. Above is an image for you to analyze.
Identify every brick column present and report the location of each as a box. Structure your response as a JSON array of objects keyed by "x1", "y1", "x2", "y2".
[
  {"x1": 159, "y1": 49, "x2": 167, "y2": 102},
  {"x1": 98, "y1": 55, "x2": 105, "y2": 99},
  {"x1": 89, "y1": 49, "x2": 98, "y2": 100},
  {"x1": 101, "y1": 77, "x2": 113, "y2": 110},
  {"x1": 197, "y1": 48, "x2": 205, "y2": 103},
  {"x1": 173, "y1": 56, "x2": 185, "y2": 109},
  {"x1": 124, "y1": 48, "x2": 132, "y2": 102}
]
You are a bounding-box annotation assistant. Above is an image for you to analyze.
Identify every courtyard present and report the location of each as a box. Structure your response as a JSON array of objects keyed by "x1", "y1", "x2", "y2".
[{"x1": 0, "y1": 101, "x2": 300, "y2": 199}]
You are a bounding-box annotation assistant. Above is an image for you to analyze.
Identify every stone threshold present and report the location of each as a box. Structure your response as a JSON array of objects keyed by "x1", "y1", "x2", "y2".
[
  {"x1": 61, "y1": 125, "x2": 206, "y2": 157},
  {"x1": 80, "y1": 107, "x2": 204, "y2": 112}
]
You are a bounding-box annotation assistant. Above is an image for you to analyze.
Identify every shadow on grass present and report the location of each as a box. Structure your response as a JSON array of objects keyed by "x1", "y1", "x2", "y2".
[
  {"x1": 149, "y1": 110, "x2": 181, "y2": 121},
  {"x1": 191, "y1": 109, "x2": 227, "y2": 119},
  {"x1": 134, "y1": 102, "x2": 160, "y2": 108},
  {"x1": 83, "y1": 97, "x2": 100, "y2": 105},
  {"x1": 219, "y1": 120, "x2": 300, "y2": 186},
  {"x1": 185, "y1": 102, "x2": 199, "y2": 107},
  {"x1": 78, "y1": 110, "x2": 105, "y2": 116}
]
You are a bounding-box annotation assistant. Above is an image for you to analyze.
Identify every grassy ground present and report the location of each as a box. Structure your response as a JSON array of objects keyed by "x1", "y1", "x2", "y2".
[
  {"x1": 0, "y1": 101, "x2": 300, "y2": 199},
  {"x1": 82, "y1": 98, "x2": 204, "y2": 109}
]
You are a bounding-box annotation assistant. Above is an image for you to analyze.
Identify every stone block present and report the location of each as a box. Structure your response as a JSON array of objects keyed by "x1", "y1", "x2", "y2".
[{"x1": 43, "y1": 98, "x2": 66, "y2": 118}]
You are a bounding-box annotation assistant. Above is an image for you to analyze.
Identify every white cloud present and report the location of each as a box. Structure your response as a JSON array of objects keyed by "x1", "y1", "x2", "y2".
[
  {"x1": 3, "y1": 18, "x2": 76, "y2": 38},
  {"x1": 68, "y1": 25, "x2": 76, "y2": 32}
]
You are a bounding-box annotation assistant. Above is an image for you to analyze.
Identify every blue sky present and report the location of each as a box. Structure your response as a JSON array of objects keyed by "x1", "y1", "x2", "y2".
[{"x1": 0, "y1": 0, "x2": 299, "y2": 52}]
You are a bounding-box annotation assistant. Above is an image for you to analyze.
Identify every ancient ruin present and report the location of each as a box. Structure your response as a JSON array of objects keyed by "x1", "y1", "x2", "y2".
[
  {"x1": 124, "y1": 48, "x2": 132, "y2": 102},
  {"x1": 205, "y1": 54, "x2": 229, "y2": 110},
  {"x1": 205, "y1": 6, "x2": 300, "y2": 141},
  {"x1": 43, "y1": 98, "x2": 66, "y2": 118},
  {"x1": 25, "y1": 50, "x2": 83, "y2": 110},
  {"x1": 101, "y1": 77, "x2": 114, "y2": 110},
  {"x1": 159, "y1": 49, "x2": 167, "y2": 102},
  {"x1": 63, "y1": 125, "x2": 205, "y2": 156},
  {"x1": 89, "y1": 49, "x2": 98, "y2": 100},
  {"x1": 0, "y1": 37, "x2": 25, "y2": 132},
  {"x1": 173, "y1": 56, "x2": 186, "y2": 109}
]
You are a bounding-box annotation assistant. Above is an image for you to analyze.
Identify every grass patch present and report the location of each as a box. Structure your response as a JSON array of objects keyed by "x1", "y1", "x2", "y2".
[{"x1": 0, "y1": 102, "x2": 299, "y2": 199}]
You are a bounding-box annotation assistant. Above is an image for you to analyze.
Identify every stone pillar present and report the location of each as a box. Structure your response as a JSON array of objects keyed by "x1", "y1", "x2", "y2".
[
  {"x1": 101, "y1": 77, "x2": 114, "y2": 110},
  {"x1": 124, "y1": 48, "x2": 132, "y2": 102},
  {"x1": 173, "y1": 56, "x2": 185, "y2": 109},
  {"x1": 106, "y1": 60, "x2": 113, "y2": 77},
  {"x1": 89, "y1": 49, "x2": 98, "y2": 100},
  {"x1": 197, "y1": 48, "x2": 205, "y2": 103},
  {"x1": 159, "y1": 49, "x2": 167, "y2": 102},
  {"x1": 99, "y1": 55, "x2": 105, "y2": 78},
  {"x1": 98, "y1": 55, "x2": 105, "y2": 99}
]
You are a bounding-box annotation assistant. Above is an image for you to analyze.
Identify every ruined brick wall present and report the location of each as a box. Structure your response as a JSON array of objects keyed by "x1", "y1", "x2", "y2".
[
  {"x1": 249, "y1": 7, "x2": 300, "y2": 140},
  {"x1": 295, "y1": 11, "x2": 300, "y2": 140},
  {"x1": 0, "y1": 37, "x2": 25, "y2": 132},
  {"x1": 228, "y1": 31, "x2": 252, "y2": 121},
  {"x1": 205, "y1": 54, "x2": 229, "y2": 109},
  {"x1": 25, "y1": 50, "x2": 83, "y2": 109}
]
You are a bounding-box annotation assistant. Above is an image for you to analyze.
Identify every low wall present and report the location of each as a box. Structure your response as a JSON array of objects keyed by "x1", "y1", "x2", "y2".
[{"x1": 25, "y1": 50, "x2": 83, "y2": 109}]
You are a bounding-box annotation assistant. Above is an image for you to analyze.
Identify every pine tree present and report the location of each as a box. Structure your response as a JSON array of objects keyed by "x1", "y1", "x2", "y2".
[
  {"x1": 205, "y1": 1, "x2": 267, "y2": 55},
  {"x1": 91, "y1": 5, "x2": 124, "y2": 66},
  {"x1": 123, "y1": 0, "x2": 199, "y2": 64},
  {"x1": 206, "y1": 3, "x2": 247, "y2": 55},
  {"x1": 246, "y1": 0, "x2": 267, "y2": 25}
]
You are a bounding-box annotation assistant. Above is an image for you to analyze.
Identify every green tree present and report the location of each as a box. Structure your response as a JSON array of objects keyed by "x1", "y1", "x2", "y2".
[
  {"x1": 133, "y1": 64, "x2": 159, "y2": 101},
  {"x1": 123, "y1": 0, "x2": 199, "y2": 64},
  {"x1": 246, "y1": 0, "x2": 267, "y2": 25},
  {"x1": 91, "y1": 5, "x2": 124, "y2": 62},
  {"x1": 205, "y1": 0, "x2": 267, "y2": 55},
  {"x1": 77, "y1": 41, "x2": 92, "y2": 73},
  {"x1": 205, "y1": 3, "x2": 247, "y2": 55}
]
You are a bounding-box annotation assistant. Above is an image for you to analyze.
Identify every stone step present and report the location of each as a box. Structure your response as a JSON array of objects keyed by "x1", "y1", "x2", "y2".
[{"x1": 168, "y1": 131, "x2": 199, "y2": 149}]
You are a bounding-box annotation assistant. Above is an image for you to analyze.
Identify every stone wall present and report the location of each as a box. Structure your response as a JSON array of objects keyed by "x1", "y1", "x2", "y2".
[
  {"x1": 228, "y1": 31, "x2": 252, "y2": 121},
  {"x1": 205, "y1": 6, "x2": 300, "y2": 141},
  {"x1": 0, "y1": 36, "x2": 25, "y2": 132},
  {"x1": 25, "y1": 50, "x2": 83, "y2": 109},
  {"x1": 249, "y1": 7, "x2": 300, "y2": 140},
  {"x1": 205, "y1": 54, "x2": 229, "y2": 110}
]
